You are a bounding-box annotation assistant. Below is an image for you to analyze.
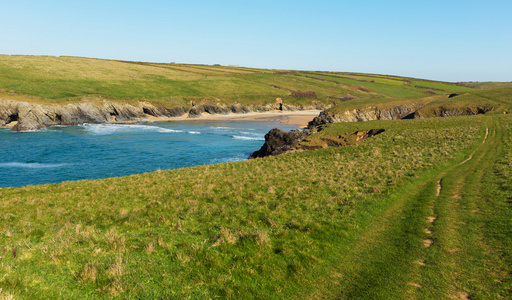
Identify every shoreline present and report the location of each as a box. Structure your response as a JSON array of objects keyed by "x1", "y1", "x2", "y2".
[
  {"x1": 0, "y1": 110, "x2": 321, "y2": 130},
  {"x1": 1, "y1": 98, "x2": 324, "y2": 131},
  {"x1": 156, "y1": 110, "x2": 321, "y2": 127}
]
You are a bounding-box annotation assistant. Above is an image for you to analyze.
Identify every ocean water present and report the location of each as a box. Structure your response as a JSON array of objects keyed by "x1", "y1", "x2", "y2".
[{"x1": 0, "y1": 121, "x2": 298, "y2": 188}]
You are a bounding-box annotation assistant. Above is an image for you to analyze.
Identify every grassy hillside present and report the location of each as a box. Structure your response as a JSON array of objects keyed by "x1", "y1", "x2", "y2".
[
  {"x1": 1, "y1": 55, "x2": 511, "y2": 298},
  {"x1": 1, "y1": 113, "x2": 511, "y2": 299},
  {"x1": 0, "y1": 55, "x2": 474, "y2": 108}
]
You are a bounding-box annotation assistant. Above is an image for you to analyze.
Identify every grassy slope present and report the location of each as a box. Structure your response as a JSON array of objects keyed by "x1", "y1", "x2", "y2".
[
  {"x1": 1, "y1": 55, "x2": 511, "y2": 298},
  {"x1": 0, "y1": 55, "x2": 474, "y2": 108},
  {"x1": 2, "y1": 113, "x2": 511, "y2": 299},
  {"x1": 325, "y1": 86, "x2": 511, "y2": 117}
]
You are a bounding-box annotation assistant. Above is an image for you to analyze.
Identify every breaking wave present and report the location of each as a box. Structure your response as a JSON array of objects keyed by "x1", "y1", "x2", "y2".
[
  {"x1": 0, "y1": 162, "x2": 69, "y2": 169},
  {"x1": 232, "y1": 135, "x2": 265, "y2": 141},
  {"x1": 82, "y1": 124, "x2": 184, "y2": 135}
]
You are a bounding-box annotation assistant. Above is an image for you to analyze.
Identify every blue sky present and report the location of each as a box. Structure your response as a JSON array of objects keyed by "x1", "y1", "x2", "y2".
[{"x1": 1, "y1": 0, "x2": 511, "y2": 82}]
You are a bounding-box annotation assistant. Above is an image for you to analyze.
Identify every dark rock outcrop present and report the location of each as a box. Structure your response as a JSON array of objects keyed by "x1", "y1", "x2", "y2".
[
  {"x1": 248, "y1": 128, "x2": 311, "y2": 159},
  {"x1": 165, "y1": 106, "x2": 188, "y2": 117},
  {"x1": 203, "y1": 104, "x2": 230, "y2": 115},
  {"x1": 227, "y1": 105, "x2": 251, "y2": 114},
  {"x1": 188, "y1": 105, "x2": 205, "y2": 118},
  {"x1": 248, "y1": 127, "x2": 387, "y2": 159}
]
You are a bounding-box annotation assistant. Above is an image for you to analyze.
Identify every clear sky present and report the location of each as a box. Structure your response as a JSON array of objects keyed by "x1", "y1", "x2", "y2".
[{"x1": 1, "y1": 0, "x2": 511, "y2": 82}]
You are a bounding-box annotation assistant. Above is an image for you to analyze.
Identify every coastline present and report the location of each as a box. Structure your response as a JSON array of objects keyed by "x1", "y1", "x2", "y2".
[
  {"x1": 144, "y1": 110, "x2": 321, "y2": 128},
  {"x1": 1, "y1": 98, "x2": 324, "y2": 131},
  {"x1": 0, "y1": 109, "x2": 321, "y2": 130}
]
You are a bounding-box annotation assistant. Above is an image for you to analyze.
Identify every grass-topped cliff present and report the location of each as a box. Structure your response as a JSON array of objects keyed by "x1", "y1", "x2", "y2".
[{"x1": 1, "y1": 55, "x2": 511, "y2": 298}]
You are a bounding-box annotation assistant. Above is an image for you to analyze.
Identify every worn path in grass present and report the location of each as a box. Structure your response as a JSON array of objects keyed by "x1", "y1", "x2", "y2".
[{"x1": 333, "y1": 116, "x2": 511, "y2": 299}]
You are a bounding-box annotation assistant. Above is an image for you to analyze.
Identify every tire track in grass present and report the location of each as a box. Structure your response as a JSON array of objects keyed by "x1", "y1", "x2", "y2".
[
  {"x1": 336, "y1": 178, "x2": 438, "y2": 299},
  {"x1": 459, "y1": 127, "x2": 488, "y2": 166},
  {"x1": 335, "y1": 120, "x2": 497, "y2": 299},
  {"x1": 423, "y1": 126, "x2": 489, "y2": 255},
  {"x1": 419, "y1": 126, "x2": 488, "y2": 276},
  {"x1": 417, "y1": 120, "x2": 504, "y2": 299}
]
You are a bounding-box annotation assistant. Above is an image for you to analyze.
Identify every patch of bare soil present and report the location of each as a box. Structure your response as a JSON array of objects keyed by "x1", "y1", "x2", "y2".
[
  {"x1": 436, "y1": 180, "x2": 442, "y2": 196},
  {"x1": 460, "y1": 154, "x2": 475, "y2": 165},
  {"x1": 299, "y1": 129, "x2": 385, "y2": 150},
  {"x1": 460, "y1": 127, "x2": 488, "y2": 165}
]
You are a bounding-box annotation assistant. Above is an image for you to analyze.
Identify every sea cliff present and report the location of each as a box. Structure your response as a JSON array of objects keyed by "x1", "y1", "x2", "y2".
[{"x1": 0, "y1": 99, "x2": 325, "y2": 131}]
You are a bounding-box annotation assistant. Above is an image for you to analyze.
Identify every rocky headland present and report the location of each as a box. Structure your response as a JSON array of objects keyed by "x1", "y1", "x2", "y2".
[{"x1": 250, "y1": 100, "x2": 493, "y2": 158}]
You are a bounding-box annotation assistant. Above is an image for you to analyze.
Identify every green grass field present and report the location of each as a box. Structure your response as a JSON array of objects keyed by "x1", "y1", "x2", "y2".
[
  {"x1": 0, "y1": 55, "x2": 476, "y2": 109},
  {"x1": 1, "y1": 113, "x2": 511, "y2": 299},
  {"x1": 0, "y1": 55, "x2": 511, "y2": 299}
]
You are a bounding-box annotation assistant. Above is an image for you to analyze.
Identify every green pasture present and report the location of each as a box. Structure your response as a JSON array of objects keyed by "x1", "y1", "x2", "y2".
[
  {"x1": 0, "y1": 55, "x2": 479, "y2": 108},
  {"x1": 1, "y1": 113, "x2": 510, "y2": 299},
  {"x1": 0, "y1": 55, "x2": 510, "y2": 298}
]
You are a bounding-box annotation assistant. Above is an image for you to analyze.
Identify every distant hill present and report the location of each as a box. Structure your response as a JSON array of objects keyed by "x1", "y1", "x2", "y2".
[{"x1": 0, "y1": 55, "x2": 478, "y2": 108}]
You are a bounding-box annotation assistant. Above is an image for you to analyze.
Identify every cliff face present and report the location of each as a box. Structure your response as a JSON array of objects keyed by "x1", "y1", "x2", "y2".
[
  {"x1": 0, "y1": 100, "x2": 158, "y2": 131},
  {"x1": 412, "y1": 104, "x2": 493, "y2": 119},
  {"x1": 307, "y1": 102, "x2": 493, "y2": 128},
  {"x1": 307, "y1": 104, "x2": 418, "y2": 128},
  {"x1": 0, "y1": 99, "x2": 326, "y2": 131}
]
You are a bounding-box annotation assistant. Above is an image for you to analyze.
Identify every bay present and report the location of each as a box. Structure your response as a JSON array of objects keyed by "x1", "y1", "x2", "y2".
[{"x1": 0, "y1": 121, "x2": 298, "y2": 188}]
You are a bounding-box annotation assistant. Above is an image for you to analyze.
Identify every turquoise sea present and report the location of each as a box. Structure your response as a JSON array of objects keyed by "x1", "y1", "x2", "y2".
[{"x1": 0, "y1": 121, "x2": 298, "y2": 188}]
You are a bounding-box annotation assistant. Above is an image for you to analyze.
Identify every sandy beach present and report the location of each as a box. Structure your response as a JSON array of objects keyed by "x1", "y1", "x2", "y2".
[
  {"x1": 152, "y1": 110, "x2": 322, "y2": 127},
  {"x1": 1, "y1": 110, "x2": 322, "y2": 130}
]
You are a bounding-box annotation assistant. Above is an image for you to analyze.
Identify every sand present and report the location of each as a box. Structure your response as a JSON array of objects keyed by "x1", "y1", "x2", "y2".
[
  {"x1": 164, "y1": 110, "x2": 321, "y2": 127},
  {"x1": 1, "y1": 111, "x2": 322, "y2": 129},
  {"x1": 3, "y1": 121, "x2": 18, "y2": 128}
]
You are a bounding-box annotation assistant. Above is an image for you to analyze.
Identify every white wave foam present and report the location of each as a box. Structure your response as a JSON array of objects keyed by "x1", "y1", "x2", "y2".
[
  {"x1": 16, "y1": 128, "x2": 48, "y2": 133},
  {"x1": 188, "y1": 131, "x2": 201, "y2": 135},
  {"x1": 83, "y1": 124, "x2": 182, "y2": 135},
  {"x1": 0, "y1": 162, "x2": 68, "y2": 169},
  {"x1": 240, "y1": 131, "x2": 264, "y2": 136},
  {"x1": 232, "y1": 135, "x2": 265, "y2": 141},
  {"x1": 209, "y1": 156, "x2": 246, "y2": 164}
]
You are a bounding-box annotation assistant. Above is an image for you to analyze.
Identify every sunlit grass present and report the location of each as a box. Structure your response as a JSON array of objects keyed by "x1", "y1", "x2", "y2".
[
  {"x1": 0, "y1": 55, "x2": 481, "y2": 109},
  {"x1": 0, "y1": 115, "x2": 488, "y2": 298}
]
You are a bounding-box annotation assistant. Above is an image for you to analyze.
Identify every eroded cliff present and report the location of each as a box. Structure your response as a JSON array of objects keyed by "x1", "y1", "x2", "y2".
[
  {"x1": 307, "y1": 104, "x2": 419, "y2": 127},
  {"x1": 0, "y1": 99, "x2": 325, "y2": 131}
]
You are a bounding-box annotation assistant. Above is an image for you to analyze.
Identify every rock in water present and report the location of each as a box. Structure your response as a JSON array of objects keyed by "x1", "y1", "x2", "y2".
[{"x1": 249, "y1": 128, "x2": 310, "y2": 159}]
